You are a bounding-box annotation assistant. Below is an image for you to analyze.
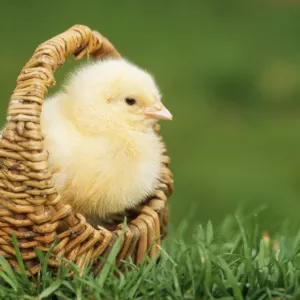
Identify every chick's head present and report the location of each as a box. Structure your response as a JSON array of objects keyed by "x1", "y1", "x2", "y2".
[{"x1": 63, "y1": 58, "x2": 172, "y2": 134}]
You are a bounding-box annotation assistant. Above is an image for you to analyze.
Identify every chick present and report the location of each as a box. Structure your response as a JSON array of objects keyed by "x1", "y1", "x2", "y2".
[{"x1": 41, "y1": 58, "x2": 172, "y2": 225}]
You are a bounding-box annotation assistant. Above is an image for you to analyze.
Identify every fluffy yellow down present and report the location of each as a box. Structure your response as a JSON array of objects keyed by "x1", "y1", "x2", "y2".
[{"x1": 41, "y1": 58, "x2": 171, "y2": 223}]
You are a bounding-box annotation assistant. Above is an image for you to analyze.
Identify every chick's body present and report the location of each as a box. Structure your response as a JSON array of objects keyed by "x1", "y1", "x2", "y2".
[{"x1": 41, "y1": 59, "x2": 172, "y2": 222}]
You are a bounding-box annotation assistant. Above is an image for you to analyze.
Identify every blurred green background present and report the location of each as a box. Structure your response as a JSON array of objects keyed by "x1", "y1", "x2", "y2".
[{"x1": 1, "y1": 0, "x2": 300, "y2": 229}]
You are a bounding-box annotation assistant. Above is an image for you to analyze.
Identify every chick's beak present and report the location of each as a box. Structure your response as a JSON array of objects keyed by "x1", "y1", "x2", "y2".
[{"x1": 144, "y1": 101, "x2": 173, "y2": 121}]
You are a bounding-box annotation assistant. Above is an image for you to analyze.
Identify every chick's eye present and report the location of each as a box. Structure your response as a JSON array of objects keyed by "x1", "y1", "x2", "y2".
[{"x1": 125, "y1": 98, "x2": 136, "y2": 106}]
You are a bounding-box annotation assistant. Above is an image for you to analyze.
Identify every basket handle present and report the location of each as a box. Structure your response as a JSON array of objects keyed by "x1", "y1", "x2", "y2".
[{"x1": 11, "y1": 24, "x2": 120, "y2": 106}]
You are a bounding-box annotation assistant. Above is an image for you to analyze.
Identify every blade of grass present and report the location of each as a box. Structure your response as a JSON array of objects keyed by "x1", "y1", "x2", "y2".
[
  {"x1": 38, "y1": 279, "x2": 63, "y2": 299},
  {"x1": 96, "y1": 218, "x2": 127, "y2": 288},
  {"x1": 217, "y1": 256, "x2": 243, "y2": 300}
]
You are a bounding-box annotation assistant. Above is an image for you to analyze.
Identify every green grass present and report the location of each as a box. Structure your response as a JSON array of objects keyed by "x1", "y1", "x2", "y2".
[{"x1": 1, "y1": 212, "x2": 300, "y2": 299}]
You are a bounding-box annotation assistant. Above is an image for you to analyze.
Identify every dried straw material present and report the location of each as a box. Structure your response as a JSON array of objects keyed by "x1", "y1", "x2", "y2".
[{"x1": 0, "y1": 25, "x2": 173, "y2": 276}]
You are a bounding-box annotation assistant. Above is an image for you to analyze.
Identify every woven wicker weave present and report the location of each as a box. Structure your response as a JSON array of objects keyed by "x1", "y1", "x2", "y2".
[{"x1": 0, "y1": 25, "x2": 173, "y2": 276}]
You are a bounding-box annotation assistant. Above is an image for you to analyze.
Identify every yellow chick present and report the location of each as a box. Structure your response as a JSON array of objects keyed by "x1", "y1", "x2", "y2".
[{"x1": 41, "y1": 58, "x2": 172, "y2": 224}]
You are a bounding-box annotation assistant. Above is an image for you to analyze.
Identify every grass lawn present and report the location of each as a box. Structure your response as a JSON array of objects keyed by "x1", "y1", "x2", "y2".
[{"x1": 1, "y1": 212, "x2": 300, "y2": 299}]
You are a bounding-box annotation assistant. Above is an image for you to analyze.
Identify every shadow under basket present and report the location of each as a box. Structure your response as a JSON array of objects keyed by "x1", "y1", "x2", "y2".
[{"x1": 0, "y1": 25, "x2": 173, "y2": 276}]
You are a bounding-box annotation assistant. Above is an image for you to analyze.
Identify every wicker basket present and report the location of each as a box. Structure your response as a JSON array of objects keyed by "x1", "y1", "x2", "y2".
[{"x1": 0, "y1": 25, "x2": 173, "y2": 276}]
